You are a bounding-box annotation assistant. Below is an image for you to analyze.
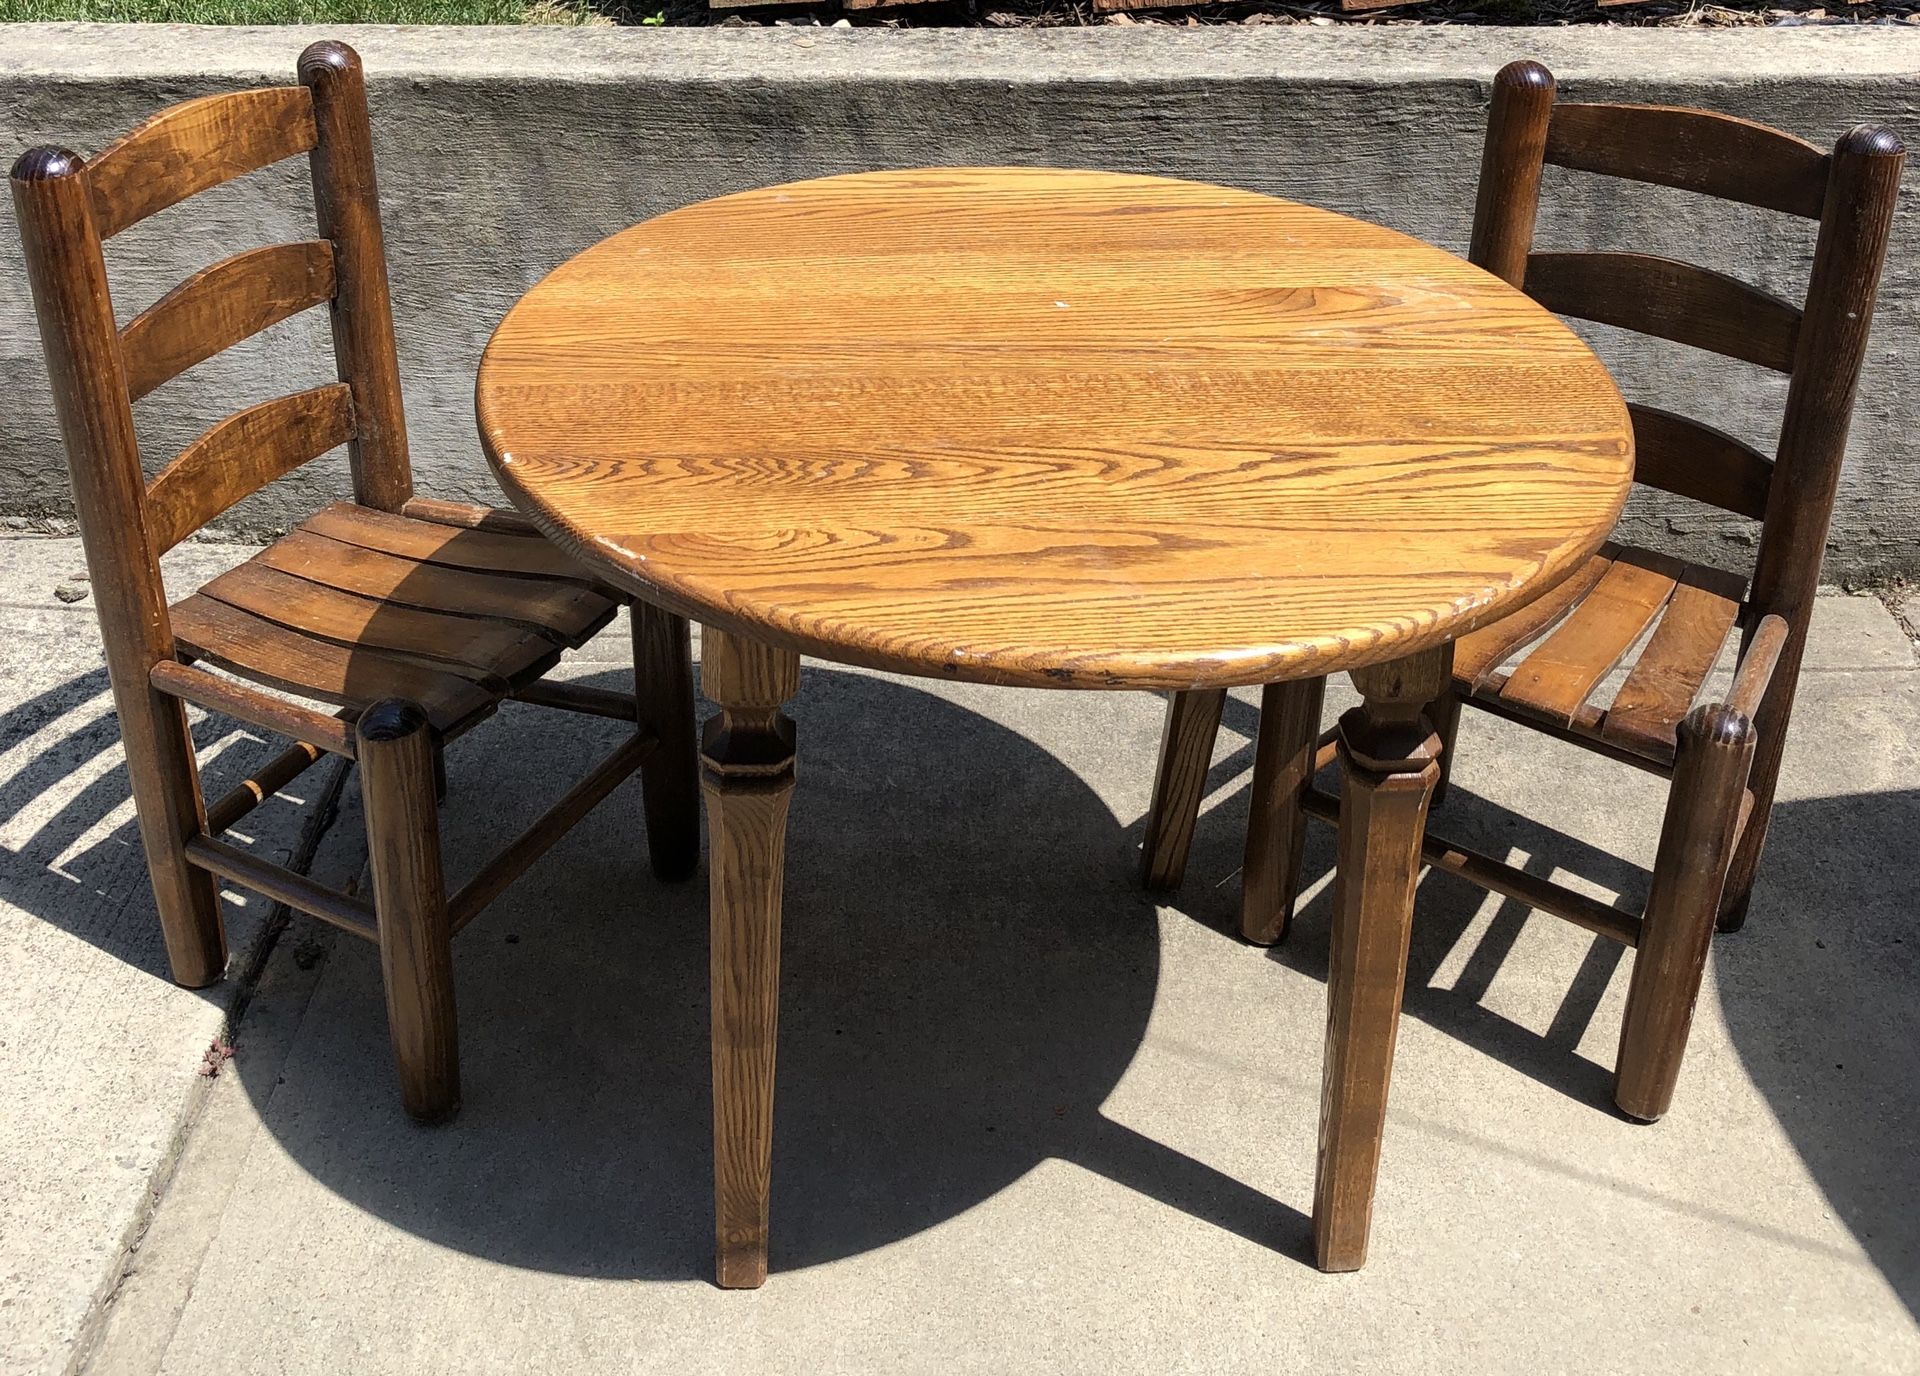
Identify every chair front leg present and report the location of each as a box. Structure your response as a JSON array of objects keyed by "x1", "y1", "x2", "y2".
[
  {"x1": 358, "y1": 699, "x2": 459, "y2": 1124},
  {"x1": 1615, "y1": 703, "x2": 1755, "y2": 1122},
  {"x1": 1140, "y1": 688, "x2": 1227, "y2": 891}
]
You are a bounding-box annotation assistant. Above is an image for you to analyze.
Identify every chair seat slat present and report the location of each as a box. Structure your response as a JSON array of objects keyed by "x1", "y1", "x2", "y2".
[
  {"x1": 302, "y1": 501, "x2": 601, "y2": 583},
  {"x1": 199, "y1": 558, "x2": 561, "y2": 690},
  {"x1": 1526, "y1": 251, "x2": 1802, "y2": 373},
  {"x1": 144, "y1": 384, "x2": 354, "y2": 555},
  {"x1": 1496, "y1": 549, "x2": 1682, "y2": 726},
  {"x1": 1599, "y1": 570, "x2": 1746, "y2": 759},
  {"x1": 121, "y1": 240, "x2": 336, "y2": 402},
  {"x1": 1451, "y1": 546, "x2": 1618, "y2": 691},
  {"x1": 86, "y1": 87, "x2": 317, "y2": 240},
  {"x1": 257, "y1": 527, "x2": 616, "y2": 645},
  {"x1": 171, "y1": 593, "x2": 496, "y2": 735},
  {"x1": 1545, "y1": 103, "x2": 1830, "y2": 219}
]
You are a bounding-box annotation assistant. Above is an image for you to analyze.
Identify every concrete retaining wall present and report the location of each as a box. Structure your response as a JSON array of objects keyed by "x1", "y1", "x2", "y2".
[{"x1": 2, "y1": 25, "x2": 1916, "y2": 574}]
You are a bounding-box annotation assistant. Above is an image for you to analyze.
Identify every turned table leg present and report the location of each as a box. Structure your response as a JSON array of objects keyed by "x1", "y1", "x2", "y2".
[
  {"x1": 1313, "y1": 646, "x2": 1446, "y2": 1272},
  {"x1": 699, "y1": 625, "x2": 799, "y2": 1289}
]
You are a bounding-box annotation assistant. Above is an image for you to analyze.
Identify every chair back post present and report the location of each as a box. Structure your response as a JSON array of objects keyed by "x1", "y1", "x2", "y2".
[
  {"x1": 1746, "y1": 125, "x2": 1904, "y2": 732},
  {"x1": 300, "y1": 41, "x2": 413, "y2": 513},
  {"x1": 1468, "y1": 60, "x2": 1555, "y2": 287},
  {"x1": 9, "y1": 148, "x2": 225, "y2": 983}
]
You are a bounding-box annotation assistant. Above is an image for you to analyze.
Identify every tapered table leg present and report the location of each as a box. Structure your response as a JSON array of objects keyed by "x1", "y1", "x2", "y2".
[
  {"x1": 1313, "y1": 646, "x2": 1446, "y2": 1272},
  {"x1": 1240, "y1": 675, "x2": 1326, "y2": 945},
  {"x1": 699, "y1": 626, "x2": 799, "y2": 1289}
]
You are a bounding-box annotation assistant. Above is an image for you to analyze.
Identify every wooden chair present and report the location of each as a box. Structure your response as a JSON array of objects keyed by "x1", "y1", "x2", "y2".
[
  {"x1": 9, "y1": 41, "x2": 702, "y2": 1122},
  {"x1": 1140, "y1": 61, "x2": 1903, "y2": 1123}
]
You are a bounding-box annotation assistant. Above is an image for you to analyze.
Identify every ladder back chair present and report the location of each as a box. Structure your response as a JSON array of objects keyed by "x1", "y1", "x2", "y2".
[
  {"x1": 10, "y1": 40, "x2": 702, "y2": 1122},
  {"x1": 1140, "y1": 60, "x2": 1902, "y2": 1123}
]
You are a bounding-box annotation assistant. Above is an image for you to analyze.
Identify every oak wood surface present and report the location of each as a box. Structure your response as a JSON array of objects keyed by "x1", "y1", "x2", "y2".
[
  {"x1": 85, "y1": 86, "x2": 317, "y2": 240},
  {"x1": 119, "y1": 239, "x2": 336, "y2": 402},
  {"x1": 479, "y1": 168, "x2": 1633, "y2": 691}
]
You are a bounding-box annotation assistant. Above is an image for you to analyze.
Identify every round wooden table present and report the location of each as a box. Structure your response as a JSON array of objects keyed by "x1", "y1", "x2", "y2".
[{"x1": 476, "y1": 167, "x2": 1635, "y2": 1287}]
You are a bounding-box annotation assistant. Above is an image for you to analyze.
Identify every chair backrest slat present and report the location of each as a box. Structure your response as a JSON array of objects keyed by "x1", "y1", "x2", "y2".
[
  {"x1": 145, "y1": 383, "x2": 355, "y2": 555},
  {"x1": 1524, "y1": 250, "x2": 1803, "y2": 373},
  {"x1": 121, "y1": 239, "x2": 337, "y2": 402},
  {"x1": 1626, "y1": 403, "x2": 1772, "y2": 522},
  {"x1": 87, "y1": 87, "x2": 317, "y2": 240},
  {"x1": 1544, "y1": 103, "x2": 1831, "y2": 218}
]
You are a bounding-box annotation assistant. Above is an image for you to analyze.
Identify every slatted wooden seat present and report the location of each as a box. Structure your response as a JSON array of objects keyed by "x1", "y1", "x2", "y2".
[
  {"x1": 1450, "y1": 544, "x2": 1747, "y2": 766},
  {"x1": 1139, "y1": 61, "x2": 1903, "y2": 1128},
  {"x1": 10, "y1": 40, "x2": 702, "y2": 1123}
]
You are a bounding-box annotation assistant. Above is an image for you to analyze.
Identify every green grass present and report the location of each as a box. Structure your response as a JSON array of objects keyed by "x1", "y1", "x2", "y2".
[{"x1": 0, "y1": 0, "x2": 608, "y2": 21}]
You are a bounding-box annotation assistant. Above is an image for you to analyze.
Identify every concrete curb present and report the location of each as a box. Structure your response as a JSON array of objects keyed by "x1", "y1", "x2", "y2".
[{"x1": 1, "y1": 25, "x2": 1917, "y2": 573}]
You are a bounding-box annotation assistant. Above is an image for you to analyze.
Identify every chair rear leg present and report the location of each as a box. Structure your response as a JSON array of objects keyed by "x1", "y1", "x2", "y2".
[
  {"x1": 1140, "y1": 688, "x2": 1227, "y2": 891},
  {"x1": 633, "y1": 600, "x2": 701, "y2": 882},
  {"x1": 1615, "y1": 704, "x2": 1755, "y2": 1122},
  {"x1": 1428, "y1": 687, "x2": 1463, "y2": 808},
  {"x1": 1240, "y1": 675, "x2": 1325, "y2": 945},
  {"x1": 358, "y1": 699, "x2": 460, "y2": 1123}
]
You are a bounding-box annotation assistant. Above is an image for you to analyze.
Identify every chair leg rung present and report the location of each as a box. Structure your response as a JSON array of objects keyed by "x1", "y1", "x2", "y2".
[
  {"x1": 205, "y1": 740, "x2": 328, "y2": 834},
  {"x1": 447, "y1": 728, "x2": 657, "y2": 932},
  {"x1": 184, "y1": 833, "x2": 377, "y2": 942},
  {"x1": 508, "y1": 678, "x2": 641, "y2": 723},
  {"x1": 1301, "y1": 786, "x2": 1642, "y2": 947}
]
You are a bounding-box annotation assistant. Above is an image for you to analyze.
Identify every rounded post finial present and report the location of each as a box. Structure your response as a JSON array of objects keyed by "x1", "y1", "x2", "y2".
[
  {"x1": 10, "y1": 146, "x2": 83, "y2": 184},
  {"x1": 1494, "y1": 59, "x2": 1555, "y2": 98},
  {"x1": 357, "y1": 698, "x2": 431, "y2": 744},
  {"x1": 1837, "y1": 123, "x2": 1903, "y2": 161},
  {"x1": 298, "y1": 39, "x2": 361, "y2": 88}
]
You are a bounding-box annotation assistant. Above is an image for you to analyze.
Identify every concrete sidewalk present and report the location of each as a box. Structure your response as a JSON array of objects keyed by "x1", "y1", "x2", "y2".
[{"x1": 2, "y1": 534, "x2": 1917, "y2": 1374}]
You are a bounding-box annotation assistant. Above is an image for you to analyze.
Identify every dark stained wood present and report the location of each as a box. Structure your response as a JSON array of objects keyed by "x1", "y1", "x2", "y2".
[
  {"x1": 509, "y1": 679, "x2": 638, "y2": 722},
  {"x1": 1469, "y1": 60, "x2": 1555, "y2": 288},
  {"x1": 1525, "y1": 251, "x2": 1803, "y2": 373},
  {"x1": 144, "y1": 384, "x2": 354, "y2": 554},
  {"x1": 1615, "y1": 705, "x2": 1756, "y2": 1120},
  {"x1": 634, "y1": 601, "x2": 701, "y2": 882},
  {"x1": 1725, "y1": 125, "x2": 1905, "y2": 933},
  {"x1": 171, "y1": 594, "x2": 497, "y2": 734},
  {"x1": 1545, "y1": 103, "x2": 1831, "y2": 219},
  {"x1": 1140, "y1": 688, "x2": 1226, "y2": 892},
  {"x1": 1726, "y1": 614, "x2": 1789, "y2": 721},
  {"x1": 448, "y1": 728, "x2": 655, "y2": 932},
  {"x1": 1497, "y1": 550, "x2": 1681, "y2": 726},
  {"x1": 1450, "y1": 548, "x2": 1616, "y2": 691},
  {"x1": 150, "y1": 659, "x2": 356, "y2": 758},
  {"x1": 700, "y1": 626, "x2": 799, "y2": 1289},
  {"x1": 256, "y1": 529, "x2": 614, "y2": 643},
  {"x1": 1299, "y1": 785, "x2": 1642, "y2": 948},
  {"x1": 399, "y1": 495, "x2": 541, "y2": 536},
  {"x1": 301, "y1": 501, "x2": 600, "y2": 582},
  {"x1": 184, "y1": 833, "x2": 377, "y2": 943},
  {"x1": 10, "y1": 146, "x2": 228, "y2": 988},
  {"x1": 198, "y1": 559, "x2": 559, "y2": 688},
  {"x1": 1240, "y1": 676, "x2": 1326, "y2": 945},
  {"x1": 205, "y1": 738, "x2": 325, "y2": 834},
  {"x1": 15, "y1": 44, "x2": 700, "y2": 1129},
  {"x1": 478, "y1": 168, "x2": 1634, "y2": 692},
  {"x1": 120, "y1": 240, "x2": 336, "y2": 402},
  {"x1": 1627, "y1": 403, "x2": 1774, "y2": 522},
  {"x1": 1600, "y1": 567, "x2": 1744, "y2": 758},
  {"x1": 1314, "y1": 646, "x2": 1445, "y2": 1273},
  {"x1": 85, "y1": 87, "x2": 317, "y2": 240},
  {"x1": 357, "y1": 699, "x2": 460, "y2": 1123},
  {"x1": 301, "y1": 42, "x2": 412, "y2": 514}
]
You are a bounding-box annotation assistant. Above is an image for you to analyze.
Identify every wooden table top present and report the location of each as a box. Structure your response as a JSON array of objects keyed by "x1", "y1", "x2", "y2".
[{"x1": 477, "y1": 168, "x2": 1634, "y2": 690}]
